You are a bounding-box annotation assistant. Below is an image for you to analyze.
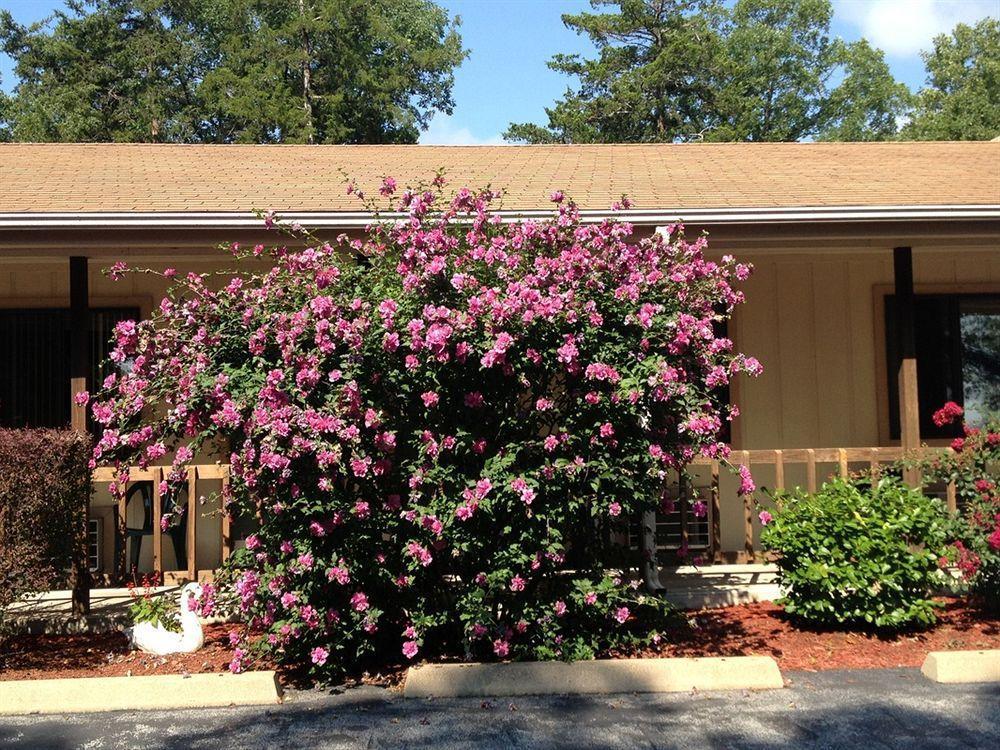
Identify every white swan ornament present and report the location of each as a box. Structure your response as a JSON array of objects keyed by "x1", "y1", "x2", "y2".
[{"x1": 129, "y1": 582, "x2": 205, "y2": 655}]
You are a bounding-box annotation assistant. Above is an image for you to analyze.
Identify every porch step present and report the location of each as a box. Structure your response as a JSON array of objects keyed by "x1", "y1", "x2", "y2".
[{"x1": 657, "y1": 563, "x2": 781, "y2": 609}]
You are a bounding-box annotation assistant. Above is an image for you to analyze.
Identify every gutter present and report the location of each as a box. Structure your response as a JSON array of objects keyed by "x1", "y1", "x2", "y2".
[{"x1": 0, "y1": 204, "x2": 999, "y2": 230}]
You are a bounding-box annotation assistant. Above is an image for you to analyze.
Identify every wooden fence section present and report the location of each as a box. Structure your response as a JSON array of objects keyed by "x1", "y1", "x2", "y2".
[
  {"x1": 689, "y1": 446, "x2": 954, "y2": 564},
  {"x1": 92, "y1": 464, "x2": 231, "y2": 584}
]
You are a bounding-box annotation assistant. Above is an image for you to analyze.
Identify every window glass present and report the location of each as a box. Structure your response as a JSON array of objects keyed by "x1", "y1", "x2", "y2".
[
  {"x1": 886, "y1": 293, "x2": 1000, "y2": 439},
  {"x1": 960, "y1": 297, "x2": 1000, "y2": 426}
]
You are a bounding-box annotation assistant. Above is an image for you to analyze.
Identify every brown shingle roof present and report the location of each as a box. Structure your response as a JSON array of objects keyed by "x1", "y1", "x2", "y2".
[{"x1": 0, "y1": 141, "x2": 997, "y2": 214}]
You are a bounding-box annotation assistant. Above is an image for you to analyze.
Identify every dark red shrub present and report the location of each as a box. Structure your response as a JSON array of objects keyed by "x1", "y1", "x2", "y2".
[{"x1": 0, "y1": 429, "x2": 92, "y2": 624}]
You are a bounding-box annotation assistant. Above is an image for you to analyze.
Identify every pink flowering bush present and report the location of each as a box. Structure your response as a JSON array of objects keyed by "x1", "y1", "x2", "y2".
[
  {"x1": 921, "y1": 403, "x2": 1000, "y2": 613},
  {"x1": 90, "y1": 178, "x2": 758, "y2": 679}
]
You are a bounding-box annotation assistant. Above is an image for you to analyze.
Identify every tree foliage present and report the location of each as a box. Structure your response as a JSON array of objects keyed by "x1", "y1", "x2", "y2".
[
  {"x1": 0, "y1": 0, "x2": 466, "y2": 143},
  {"x1": 505, "y1": 0, "x2": 912, "y2": 143},
  {"x1": 903, "y1": 18, "x2": 1000, "y2": 141}
]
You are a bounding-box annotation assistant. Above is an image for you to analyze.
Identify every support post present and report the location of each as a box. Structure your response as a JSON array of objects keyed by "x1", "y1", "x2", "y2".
[
  {"x1": 894, "y1": 247, "x2": 921, "y2": 487},
  {"x1": 68, "y1": 256, "x2": 91, "y2": 617}
]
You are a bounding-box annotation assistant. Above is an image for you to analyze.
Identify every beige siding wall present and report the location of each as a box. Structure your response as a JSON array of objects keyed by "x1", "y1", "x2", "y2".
[{"x1": 732, "y1": 244, "x2": 1000, "y2": 451}]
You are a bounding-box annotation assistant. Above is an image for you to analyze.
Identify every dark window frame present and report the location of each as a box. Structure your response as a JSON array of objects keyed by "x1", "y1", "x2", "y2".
[{"x1": 885, "y1": 292, "x2": 1000, "y2": 439}]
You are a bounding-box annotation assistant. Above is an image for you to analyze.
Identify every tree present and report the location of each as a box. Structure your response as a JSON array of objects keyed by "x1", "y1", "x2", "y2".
[
  {"x1": 0, "y1": 0, "x2": 466, "y2": 144},
  {"x1": 817, "y1": 39, "x2": 912, "y2": 142},
  {"x1": 903, "y1": 18, "x2": 1000, "y2": 141},
  {"x1": 0, "y1": 1, "x2": 199, "y2": 142},
  {"x1": 504, "y1": 0, "x2": 726, "y2": 144},
  {"x1": 505, "y1": 0, "x2": 911, "y2": 143}
]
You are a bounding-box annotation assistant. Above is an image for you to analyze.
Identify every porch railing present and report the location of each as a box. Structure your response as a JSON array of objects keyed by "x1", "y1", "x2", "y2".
[
  {"x1": 680, "y1": 446, "x2": 954, "y2": 564},
  {"x1": 92, "y1": 464, "x2": 232, "y2": 584},
  {"x1": 92, "y1": 446, "x2": 954, "y2": 581}
]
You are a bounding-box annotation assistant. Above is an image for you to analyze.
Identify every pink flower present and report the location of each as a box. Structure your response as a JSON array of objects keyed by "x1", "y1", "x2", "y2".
[
  {"x1": 614, "y1": 606, "x2": 630, "y2": 624},
  {"x1": 737, "y1": 464, "x2": 755, "y2": 496},
  {"x1": 421, "y1": 391, "x2": 439, "y2": 408},
  {"x1": 554, "y1": 600, "x2": 567, "y2": 617},
  {"x1": 493, "y1": 639, "x2": 510, "y2": 657},
  {"x1": 402, "y1": 640, "x2": 419, "y2": 659},
  {"x1": 510, "y1": 575, "x2": 526, "y2": 592},
  {"x1": 584, "y1": 592, "x2": 597, "y2": 605},
  {"x1": 327, "y1": 566, "x2": 350, "y2": 585},
  {"x1": 608, "y1": 502, "x2": 622, "y2": 517},
  {"x1": 74, "y1": 390, "x2": 89, "y2": 406},
  {"x1": 310, "y1": 646, "x2": 329, "y2": 666},
  {"x1": 758, "y1": 510, "x2": 773, "y2": 526},
  {"x1": 380, "y1": 177, "x2": 397, "y2": 196},
  {"x1": 351, "y1": 592, "x2": 369, "y2": 612}
]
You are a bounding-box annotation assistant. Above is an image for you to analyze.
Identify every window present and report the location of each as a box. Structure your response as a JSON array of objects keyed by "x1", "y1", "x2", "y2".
[
  {"x1": 885, "y1": 293, "x2": 1000, "y2": 438},
  {"x1": 88, "y1": 518, "x2": 102, "y2": 573},
  {"x1": 0, "y1": 307, "x2": 139, "y2": 428}
]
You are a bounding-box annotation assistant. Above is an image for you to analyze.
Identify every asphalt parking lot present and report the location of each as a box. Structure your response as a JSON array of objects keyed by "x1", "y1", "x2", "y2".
[{"x1": 1, "y1": 667, "x2": 997, "y2": 749}]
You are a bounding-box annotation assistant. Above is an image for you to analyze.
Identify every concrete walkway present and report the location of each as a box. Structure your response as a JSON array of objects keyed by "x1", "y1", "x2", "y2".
[
  {"x1": 1, "y1": 668, "x2": 996, "y2": 749},
  {"x1": 659, "y1": 564, "x2": 780, "y2": 608},
  {"x1": 3, "y1": 586, "x2": 179, "y2": 634}
]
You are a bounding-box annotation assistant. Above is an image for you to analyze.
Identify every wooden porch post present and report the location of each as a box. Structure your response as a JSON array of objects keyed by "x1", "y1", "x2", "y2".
[
  {"x1": 69, "y1": 256, "x2": 91, "y2": 617},
  {"x1": 894, "y1": 247, "x2": 921, "y2": 487}
]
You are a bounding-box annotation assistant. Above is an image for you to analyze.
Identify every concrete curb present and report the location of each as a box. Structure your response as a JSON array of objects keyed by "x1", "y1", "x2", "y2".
[
  {"x1": 921, "y1": 649, "x2": 1000, "y2": 683},
  {"x1": 404, "y1": 656, "x2": 783, "y2": 698},
  {"x1": 0, "y1": 671, "x2": 283, "y2": 715}
]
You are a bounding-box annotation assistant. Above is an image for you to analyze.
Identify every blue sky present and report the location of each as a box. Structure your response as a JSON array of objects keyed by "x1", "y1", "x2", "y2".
[{"x1": 2, "y1": 0, "x2": 998, "y2": 143}]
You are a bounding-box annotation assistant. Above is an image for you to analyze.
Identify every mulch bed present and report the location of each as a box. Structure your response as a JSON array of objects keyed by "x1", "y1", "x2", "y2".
[
  {"x1": 638, "y1": 597, "x2": 1000, "y2": 672},
  {"x1": 2, "y1": 598, "x2": 997, "y2": 683},
  {"x1": 0, "y1": 623, "x2": 236, "y2": 682}
]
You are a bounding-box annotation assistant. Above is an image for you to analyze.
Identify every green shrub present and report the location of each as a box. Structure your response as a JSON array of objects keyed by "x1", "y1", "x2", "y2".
[
  {"x1": 0, "y1": 429, "x2": 92, "y2": 631},
  {"x1": 760, "y1": 476, "x2": 950, "y2": 629}
]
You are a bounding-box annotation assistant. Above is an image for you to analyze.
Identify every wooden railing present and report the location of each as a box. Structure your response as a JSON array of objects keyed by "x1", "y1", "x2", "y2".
[
  {"x1": 687, "y1": 446, "x2": 953, "y2": 564},
  {"x1": 93, "y1": 464, "x2": 232, "y2": 584},
  {"x1": 94, "y1": 446, "x2": 954, "y2": 578}
]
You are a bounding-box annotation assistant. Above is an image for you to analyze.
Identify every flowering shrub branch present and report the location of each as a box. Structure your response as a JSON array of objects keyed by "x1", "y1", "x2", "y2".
[
  {"x1": 922, "y1": 402, "x2": 1000, "y2": 612},
  {"x1": 89, "y1": 178, "x2": 759, "y2": 678}
]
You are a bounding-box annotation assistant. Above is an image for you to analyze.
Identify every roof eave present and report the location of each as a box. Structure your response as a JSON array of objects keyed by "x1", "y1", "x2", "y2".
[{"x1": 0, "y1": 204, "x2": 998, "y2": 230}]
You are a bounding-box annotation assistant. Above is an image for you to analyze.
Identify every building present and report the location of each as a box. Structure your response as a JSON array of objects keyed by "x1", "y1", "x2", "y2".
[{"x1": 1, "y1": 141, "x2": 997, "y2": 583}]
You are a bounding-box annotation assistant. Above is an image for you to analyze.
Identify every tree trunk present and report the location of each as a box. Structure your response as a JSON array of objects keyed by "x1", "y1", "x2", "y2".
[{"x1": 299, "y1": 0, "x2": 315, "y2": 144}]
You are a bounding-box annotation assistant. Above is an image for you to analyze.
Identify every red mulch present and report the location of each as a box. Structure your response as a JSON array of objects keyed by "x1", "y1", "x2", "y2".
[
  {"x1": 2, "y1": 598, "x2": 997, "y2": 682},
  {"x1": 0, "y1": 623, "x2": 235, "y2": 682},
  {"x1": 640, "y1": 597, "x2": 1000, "y2": 672}
]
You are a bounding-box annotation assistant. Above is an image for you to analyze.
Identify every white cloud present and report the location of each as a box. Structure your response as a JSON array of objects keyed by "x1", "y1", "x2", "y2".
[
  {"x1": 835, "y1": 0, "x2": 998, "y2": 56},
  {"x1": 418, "y1": 114, "x2": 504, "y2": 146}
]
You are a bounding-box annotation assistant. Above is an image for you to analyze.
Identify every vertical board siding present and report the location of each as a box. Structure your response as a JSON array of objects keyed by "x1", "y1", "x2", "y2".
[{"x1": 734, "y1": 246, "x2": 1000, "y2": 451}]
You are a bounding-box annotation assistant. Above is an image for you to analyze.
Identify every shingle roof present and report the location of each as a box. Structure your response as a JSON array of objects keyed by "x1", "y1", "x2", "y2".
[{"x1": 0, "y1": 141, "x2": 997, "y2": 214}]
